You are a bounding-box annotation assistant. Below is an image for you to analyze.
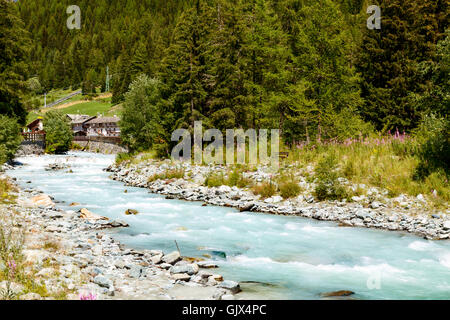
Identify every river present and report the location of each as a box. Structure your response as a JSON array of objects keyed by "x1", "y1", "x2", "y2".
[{"x1": 7, "y1": 152, "x2": 450, "y2": 299}]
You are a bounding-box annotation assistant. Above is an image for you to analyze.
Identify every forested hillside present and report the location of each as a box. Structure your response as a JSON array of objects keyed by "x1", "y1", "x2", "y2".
[{"x1": 10, "y1": 0, "x2": 450, "y2": 146}]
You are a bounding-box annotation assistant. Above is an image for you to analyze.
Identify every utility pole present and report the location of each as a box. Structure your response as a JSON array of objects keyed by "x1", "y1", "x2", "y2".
[
  {"x1": 105, "y1": 66, "x2": 110, "y2": 92},
  {"x1": 44, "y1": 92, "x2": 47, "y2": 108}
]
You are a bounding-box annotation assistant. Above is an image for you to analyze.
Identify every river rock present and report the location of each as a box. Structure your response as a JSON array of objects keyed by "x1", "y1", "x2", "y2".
[
  {"x1": 162, "y1": 251, "x2": 181, "y2": 265},
  {"x1": 212, "y1": 289, "x2": 227, "y2": 300},
  {"x1": 443, "y1": 221, "x2": 450, "y2": 230},
  {"x1": 370, "y1": 201, "x2": 381, "y2": 209},
  {"x1": 150, "y1": 254, "x2": 163, "y2": 264},
  {"x1": 93, "y1": 275, "x2": 113, "y2": 289},
  {"x1": 125, "y1": 209, "x2": 139, "y2": 215},
  {"x1": 30, "y1": 194, "x2": 54, "y2": 208},
  {"x1": 197, "y1": 261, "x2": 218, "y2": 269},
  {"x1": 321, "y1": 290, "x2": 355, "y2": 297},
  {"x1": 217, "y1": 185, "x2": 232, "y2": 194},
  {"x1": 129, "y1": 265, "x2": 144, "y2": 278},
  {"x1": 170, "y1": 263, "x2": 199, "y2": 275},
  {"x1": 79, "y1": 208, "x2": 108, "y2": 221},
  {"x1": 217, "y1": 280, "x2": 241, "y2": 294},
  {"x1": 108, "y1": 219, "x2": 129, "y2": 228},
  {"x1": 211, "y1": 274, "x2": 223, "y2": 282},
  {"x1": 172, "y1": 273, "x2": 191, "y2": 281}
]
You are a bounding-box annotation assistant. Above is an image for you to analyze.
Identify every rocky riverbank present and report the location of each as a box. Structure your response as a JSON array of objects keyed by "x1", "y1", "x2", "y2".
[
  {"x1": 107, "y1": 160, "x2": 450, "y2": 241},
  {"x1": 0, "y1": 174, "x2": 241, "y2": 300},
  {"x1": 74, "y1": 141, "x2": 127, "y2": 154}
]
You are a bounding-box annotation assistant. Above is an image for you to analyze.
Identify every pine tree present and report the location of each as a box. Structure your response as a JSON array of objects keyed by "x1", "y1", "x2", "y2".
[
  {"x1": 279, "y1": 0, "x2": 364, "y2": 142},
  {"x1": 357, "y1": 0, "x2": 448, "y2": 131},
  {"x1": 0, "y1": 0, "x2": 31, "y2": 125},
  {"x1": 159, "y1": 0, "x2": 214, "y2": 132}
]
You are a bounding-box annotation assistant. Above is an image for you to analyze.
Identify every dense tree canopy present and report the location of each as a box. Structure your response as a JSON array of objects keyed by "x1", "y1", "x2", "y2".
[
  {"x1": 0, "y1": 0, "x2": 31, "y2": 125},
  {"x1": 43, "y1": 110, "x2": 73, "y2": 154},
  {"x1": 10, "y1": 0, "x2": 448, "y2": 153}
]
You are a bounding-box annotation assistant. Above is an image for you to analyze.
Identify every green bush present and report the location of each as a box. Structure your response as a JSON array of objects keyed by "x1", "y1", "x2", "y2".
[
  {"x1": 413, "y1": 114, "x2": 449, "y2": 179},
  {"x1": 204, "y1": 172, "x2": 226, "y2": 187},
  {"x1": 226, "y1": 168, "x2": 252, "y2": 188},
  {"x1": 313, "y1": 152, "x2": 347, "y2": 201},
  {"x1": 148, "y1": 168, "x2": 185, "y2": 183},
  {"x1": 43, "y1": 110, "x2": 73, "y2": 154},
  {"x1": 251, "y1": 181, "x2": 277, "y2": 199},
  {"x1": 279, "y1": 180, "x2": 302, "y2": 198},
  {"x1": 0, "y1": 115, "x2": 21, "y2": 164}
]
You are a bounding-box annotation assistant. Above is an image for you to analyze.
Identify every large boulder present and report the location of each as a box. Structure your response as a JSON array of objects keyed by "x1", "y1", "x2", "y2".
[
  {"x1": 79, "y1": 208, "x2": 108, "y2": 221},
  {"x1": 162, "y1": 251, "x2": 181, "y2": 265},
  {"x1": 30, "y1": 194, "x2": 54, "y2": 208},
  {"x1": 169, "y1": 263, "x2": 199, "y2": 275},
  {"x1": 93, "y1": 275, "x2": 113, "y2": 289},
  {"x1": 171, "y1": 273, "x2": 191, "y2": 281},
  {"x1": 217, "y1": 280, "x2": 241, "y2": 294}
]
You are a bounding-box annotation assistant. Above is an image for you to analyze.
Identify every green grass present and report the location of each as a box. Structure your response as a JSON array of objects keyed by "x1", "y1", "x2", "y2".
[
  {"x1": 26, "y1": 96, "x2": 121, "y2": 124},
  {"x1": 57, "y1": 99, "x2": 114, "y2": 116}
]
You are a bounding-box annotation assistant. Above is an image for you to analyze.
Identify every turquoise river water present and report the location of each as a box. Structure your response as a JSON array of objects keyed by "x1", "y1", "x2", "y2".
[{"x1": 7, "y1": 152, "x2": 450, "y2": 299}]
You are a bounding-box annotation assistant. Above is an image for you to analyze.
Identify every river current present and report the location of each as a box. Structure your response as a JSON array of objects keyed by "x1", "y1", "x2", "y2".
[{"x1": 7, "y1": 152, "x2": 450, "y2": 299}]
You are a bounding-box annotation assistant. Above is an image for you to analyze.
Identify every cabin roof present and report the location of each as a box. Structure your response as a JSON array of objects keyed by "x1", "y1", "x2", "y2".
[
  {"x1": 86, "y1": 116, "x2": 120, "y2": 124},
  {"x1": 70, "y1": 115, "x2": 97, "y2": 124},
  {"x1": 26, "y1": 118, "x2": 43, "y2": 129}
]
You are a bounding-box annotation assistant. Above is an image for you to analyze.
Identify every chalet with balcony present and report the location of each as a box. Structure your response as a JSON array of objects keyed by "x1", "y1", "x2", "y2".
[
  {"x1": 67, "y1": 114, "x2": 96, "y2": 136},
  {"x1": 85, "y1": 116, "x2": 120, "y2": 137},
  {"x1": 25, "y1": 118, "x2": 44, "y2": 133}
]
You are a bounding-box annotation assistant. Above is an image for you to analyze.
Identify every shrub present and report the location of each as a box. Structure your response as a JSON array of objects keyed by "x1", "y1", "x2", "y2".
[
  {"x1": 279, "y1": 180, "x2": 302, "y2": 198},
  {"x1": 251, "y1": 181, "x2": 277, "y2": 199},
  {"x1": 204, "y1": 172, "x2": 226, "y2": 187},
  {"x1": 148, "y1": 168, "x2": 185, "y2": 183},
  {"x1": 226, "y1": 168, "x2": 252, "y2": 188},
  {"x1": 313, "y1": 152, "x2": 347, "y2": 201},
  {"x1": 164, "y1": 168, "x2": 185, "y2": 179},
  {"x1": 413, "y1": 114, "x2": 449, "y2": 179},
  {"x1": 115, "y1": 152, "x2": 136, "y2": 165},
  {"x1": 43, "y1": 110, "x2": 73, "y2": 154},
  {"x1": 0, "y1": 115, "x2": 21, "y2": 165}
]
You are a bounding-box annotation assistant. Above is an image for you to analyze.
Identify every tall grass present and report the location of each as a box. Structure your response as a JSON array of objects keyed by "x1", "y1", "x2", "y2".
[
  {"x1": 289, "y1": 131, "x2": 449, "y2": 206},
  {"x1": 204, "y1": 168, "x2": 252, "y2": 188},
  {"x1": 147, "y1": 168, "x2": 185, "y2": 183}
]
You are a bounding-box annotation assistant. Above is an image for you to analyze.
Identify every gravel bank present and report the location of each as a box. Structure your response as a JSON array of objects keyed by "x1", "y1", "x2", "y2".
[{"x1": 0, "y1": 174, "x2": 241, "y2": 300}]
